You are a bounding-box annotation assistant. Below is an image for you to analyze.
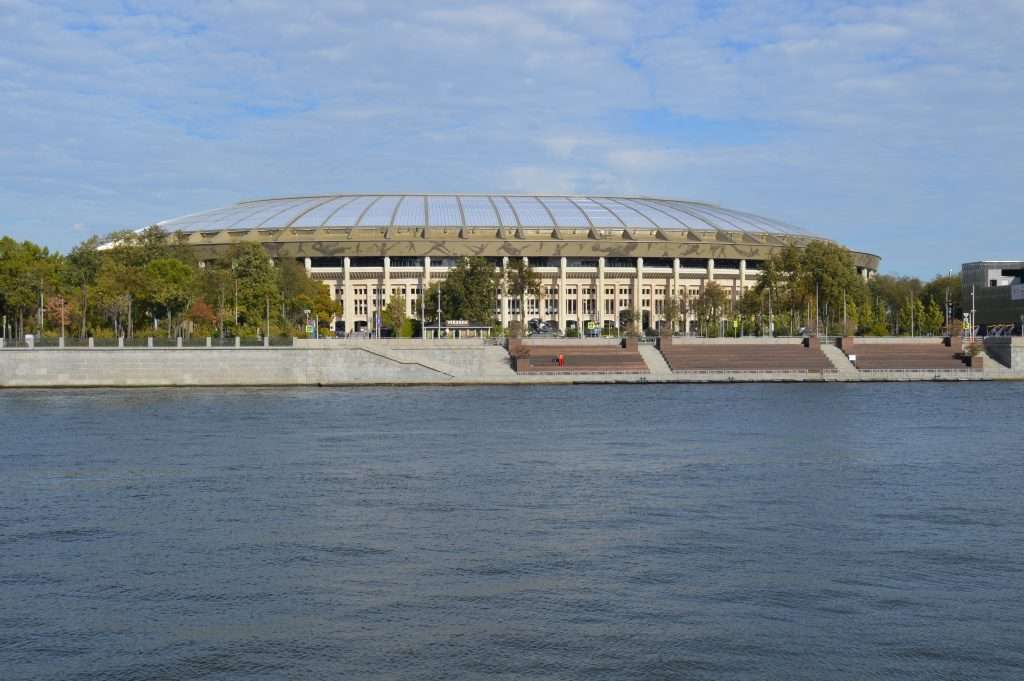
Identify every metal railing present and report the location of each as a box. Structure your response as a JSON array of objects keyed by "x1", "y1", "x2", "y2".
[
  {"x1": 0, "y1": 335, "x2": 294, "y2": 349},
  {"x1": 519, "y1": 369, "x2": 651, "y2": 375},
  {"x1": 856, "y1": 368, "x2": 978, "y2": 374},
  {"x1": 669, "y1": 368, "x2": 838, "y2": 375}
]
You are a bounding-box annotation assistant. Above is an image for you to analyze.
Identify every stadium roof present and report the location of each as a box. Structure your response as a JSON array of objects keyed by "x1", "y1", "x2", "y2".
[{"x1": 156, "y1": 194, "x2": 814, "y2": 238}]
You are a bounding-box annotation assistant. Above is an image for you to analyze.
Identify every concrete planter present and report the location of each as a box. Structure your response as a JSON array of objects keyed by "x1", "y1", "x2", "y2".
[
  {"x1": 513, "y1": 356, "x2": 530, "y2": 372},
  {"x1": 838, "y1": 336, "x2": 855, "y2": 352},
  {"x1": 969, "y1": 354, "x2": 984, "y2": 369},
  {"x1": 804, "y1": 336, "x2": 821, "y2": 350},
  {"x1": 623, "y1": 336, "x2": 638, "y2": 351},
  {"x1": 656, "y1": 334, "x2": 673, "y2": 350}
]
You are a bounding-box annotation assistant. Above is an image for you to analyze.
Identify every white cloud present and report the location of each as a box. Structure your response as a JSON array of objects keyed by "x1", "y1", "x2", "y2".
[{"x1": 0, "y1": 0, "x2": 1021, "y2": 275}]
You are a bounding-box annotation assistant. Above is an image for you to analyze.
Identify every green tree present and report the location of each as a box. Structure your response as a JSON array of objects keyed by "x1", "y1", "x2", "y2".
[
  {"x1": 506, "y1": 259, "x2": 541, "y2": 324},
  {"x1": 898, "y1": 297, "x2": 926, "y2": 336},
  {"x1": 694, "y1": 282, "x2": 727, "y2": 336},
  {"x1": 619, "y1": 308, "x2": 640, "y2": 336},
  {"x1": 432, "y1": 257, "x2": 498, "y2": 324},
  {"x1": 662, "y1": 295, "x2": 685, "y2": 333},
  {"x1": 144, "y1": 258, "x2": 195, "y2": 338},
  {"x1": 230, "y1": 243, "x2": 281, "y2": 333},
  {"x1": 381, "y1": 294, "x2": 410, "y2": 336}
]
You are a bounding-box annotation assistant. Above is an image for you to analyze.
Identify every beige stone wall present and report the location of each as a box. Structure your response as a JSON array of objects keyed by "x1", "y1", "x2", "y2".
[{"x1": 316, "y1": 257, "x2": 762, "y2": 333}]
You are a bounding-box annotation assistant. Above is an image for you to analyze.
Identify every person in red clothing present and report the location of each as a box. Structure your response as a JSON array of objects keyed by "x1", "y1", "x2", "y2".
[{"x1": 557, "y1": 353, "x2": 565, "y2": 367}]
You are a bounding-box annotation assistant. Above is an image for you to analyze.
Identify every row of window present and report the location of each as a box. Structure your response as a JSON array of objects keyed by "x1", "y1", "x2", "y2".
[{"x1": 309, "y1": 257, "x2": 765, "y2": 269}]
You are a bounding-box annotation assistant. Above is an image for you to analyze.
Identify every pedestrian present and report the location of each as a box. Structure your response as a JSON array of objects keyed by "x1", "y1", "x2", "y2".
[{"x1": 558, "y1": 353, "x2": 565, "y2": 367}]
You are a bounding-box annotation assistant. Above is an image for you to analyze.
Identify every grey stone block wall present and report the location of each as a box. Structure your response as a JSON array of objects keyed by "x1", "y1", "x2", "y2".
[
  {"x1": 0, "y1": 346, "x2": 513, "y2": 388},
  {"x1": 983, "y1": 337, "x2": 1024, "y2": 369}
]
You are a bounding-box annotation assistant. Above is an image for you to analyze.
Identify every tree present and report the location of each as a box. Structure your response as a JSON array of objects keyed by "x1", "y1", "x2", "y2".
[
  {"x1": 662, "y1": 295, "x2": 685, "y2": 333},
  {"x1": 230, "y1": 243, "x2": 281, "y2": 332},
  {"x1": 144, "y1": 258, "x2": 195, "y2": 337},
  {"x1": 277, "y1": 257, "x2": 340, "y2": 333},
  {"x1": 506, "y1": 259, "x2": 540, "y2": 323},
  {"x1": 381, "y1": 295, "x2": 410, "y2": 336},
  {"x1": 694, "y1": 282, "x2": 727, "y2": 336},
  {"x1": 898, "y1": 297, "x2": 926, "y2": 336},
  {"x1": 433, "y1": 257, "x2": 499, "y2": 324},
  {"x1": 619, "y1": 308, "x2": 640, "y2": 336}
]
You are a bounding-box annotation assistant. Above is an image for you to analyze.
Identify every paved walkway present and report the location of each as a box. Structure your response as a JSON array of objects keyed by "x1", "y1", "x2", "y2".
[{"x1": 637, "y1": 344, "x2": 673, "y2": 376}]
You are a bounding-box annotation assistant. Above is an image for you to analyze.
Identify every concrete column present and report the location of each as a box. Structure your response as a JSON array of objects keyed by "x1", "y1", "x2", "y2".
[
  {"x1": 707, "y1": 257, "x2": 715, "y2": 282},
  {"x1": 58, "y1": 336, "x2": 64, "y2": 349},
  {"x1": 88, "y1": 337, "x2": 94, "y2": 349},
  {"x1": 118, "y1": 336, "x2": 124, "y2": 348},
  {"x1": 343, "y1": 256, "x2": 353, "y2": 333},
  {"x1": 597, "y1": 257, "x2": 606, "y2": 330},
  {"x1": 558, "y1": 256, "x2": 568, "y2": 332},
  {"x1": 501, "y1": 256, "x2": 509, "y2": 328},
  {"x1": 634, "y1": 257, "x2": 644, "y2": 331},
  {"x1": 382, "y1": 256, "x2": 391, "y2": 320},
  {"x1": 422, "y1": 256, "x2": 431, "y2": 323},
  {"x1": 235, "y1": 336, "x2": 241, "y2": 348},
  {"x1": 522, "y1": 256, "x2": 530, "y2": 323},
  {"x1": 576, "y1": 276, "x2": 585, "y2": 331},
  {"x1": 148, "y1": 337, "x2": 153, "y2": 348},
  {"x1": 304, "y1": 257, "x2": 312, "y2": 272},
  {"x1": 206, "y1": 336, "x2": 212, "y2": 348},
  {"x1": 176, "y1": 337, "x2": 182, "y2": 349}
]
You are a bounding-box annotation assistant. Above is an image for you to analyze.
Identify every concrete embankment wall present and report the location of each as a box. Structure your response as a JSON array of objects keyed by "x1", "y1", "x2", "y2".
[
  {"x1": 0, "y1": 344, "x2": 514, "y2": 388},
  {"x1": 984, "y1": 337, "x2": 1024, "y2": 369}
]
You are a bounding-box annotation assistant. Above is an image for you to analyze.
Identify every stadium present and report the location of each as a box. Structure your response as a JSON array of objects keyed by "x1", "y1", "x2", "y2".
[{"x1": 155, "y1": 193, "x2": 881, "y2": 334}]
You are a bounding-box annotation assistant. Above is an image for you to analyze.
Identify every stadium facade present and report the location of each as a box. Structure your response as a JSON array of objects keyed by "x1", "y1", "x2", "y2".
[{"x1": 157, "y1": 193, "x2": 880, "y2": 334}]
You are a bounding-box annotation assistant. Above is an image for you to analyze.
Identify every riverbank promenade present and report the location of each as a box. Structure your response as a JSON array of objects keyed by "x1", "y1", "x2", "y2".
[{"x1": 1, "y1": 335, "x2": 1021, "y2": 387}]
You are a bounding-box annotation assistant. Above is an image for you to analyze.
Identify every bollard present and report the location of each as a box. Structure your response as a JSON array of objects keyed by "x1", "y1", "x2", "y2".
[
  {"x1": 118, "y1": 336, "x2": 124, "y2": 348},
  {"x1": 147, "y1": 337, "x2": 154, "y2": 349},
  {"x1": 58, "y1": 337, "x2": 64, "y2": 349},
  {"x1": 235, "y1": 336, "x2": 241, "y2": 348},
  {"x1": 27, "y1": 335, "x2": 35, "y2": 349},
  {"x1": 176, "y1": 337, "x2": 183, "y2": 349},
  {"x1": 263, "y1": 336, "x2": 270, "y2": 348},
  {"x1": 206, "y1": 337, "x2": 212, "y2": 348},
  {"x1": 0, "y1": 338, "x2": 5, "y2": 349},
  {"x1": 88, "y1": 337, "x2": 94, "y2": 349}
]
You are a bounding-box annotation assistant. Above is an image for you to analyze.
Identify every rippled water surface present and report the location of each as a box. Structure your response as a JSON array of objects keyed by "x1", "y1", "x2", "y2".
[{"x1": 2, "y1": 384, "x2": 1023, "y2": 680}]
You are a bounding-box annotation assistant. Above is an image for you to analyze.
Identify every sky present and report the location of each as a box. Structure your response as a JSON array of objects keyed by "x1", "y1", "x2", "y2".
[{"x1": 1, "y1": 0, "x2": 1022, "y2": 277}]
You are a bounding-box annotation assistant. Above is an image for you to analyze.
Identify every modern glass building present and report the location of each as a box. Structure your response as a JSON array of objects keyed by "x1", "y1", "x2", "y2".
[
  {"x1": 961, "y1": 261, "x2": 1024, "y2": 331},
  {"x1": 154, "y1": 193, "x2": 881, "y2": 333}
]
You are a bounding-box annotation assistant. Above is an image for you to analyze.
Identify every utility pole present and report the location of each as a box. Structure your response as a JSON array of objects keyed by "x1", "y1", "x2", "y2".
[
  {"x1": 945, "y1": 268, "x2": 952, "y2": 335},
  {"x1": 843, "y1": 289, "x2": 847, "y2": 336},
  {"x1": 436, "y1": 285, "x2": 442, "y2": 339},
  {"x1": 971, "y1": 285, "x2": 976, "y2": 343},
  {"x1": 265, "y1": 296, "x2": 270, "y2": 341},
  {"x1": 768, "y1": 287, "x2": 773, "y2": 337},
  {"x1": 420, "y1": 285, "x2": 425, "y2": 340},
  {"x1": 815, "y1": 281, "x2": 819, "y2": 336},
  {"x1": 910, "y1": 295, "x2": 915, "y2": 337}
]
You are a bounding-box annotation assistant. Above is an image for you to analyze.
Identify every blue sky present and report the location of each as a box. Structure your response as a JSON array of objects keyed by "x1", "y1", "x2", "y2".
[{"x1": 1, "y1": 0, "x2": 1022, "y2": 277}]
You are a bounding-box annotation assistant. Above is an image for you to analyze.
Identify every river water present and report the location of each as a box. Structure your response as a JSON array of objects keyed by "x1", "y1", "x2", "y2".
[{"x1": 2, "y1": 384, "x2": 1023, "y2": 680}]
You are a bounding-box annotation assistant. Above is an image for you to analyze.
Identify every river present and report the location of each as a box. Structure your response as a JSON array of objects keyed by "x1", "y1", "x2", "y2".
[{"x1": 2, "y1": 384, "x2": 1022, "y2": 679}]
